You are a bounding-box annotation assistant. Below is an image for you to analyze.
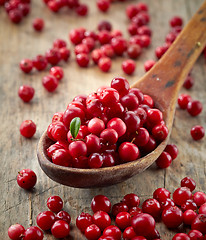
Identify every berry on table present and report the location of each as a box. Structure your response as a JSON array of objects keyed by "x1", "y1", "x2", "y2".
[
  {"x1": 42, "y1": 75, "x2": 58, "y2": 92},
  {"x1": 23, "y1": 226, "x2": 43, "y2": 240},
  {"x1": 76, "y1": 212, "x2": 93, "y2": 233},
  {"x1": 17, "y1": 169, "x2": 37, "y2": 189},
  {"x1": 91, "y1": 195, "x2": 111, "y2": 213},
  {"x1": 144, "y1": 60, "x2": 156, "y2": 72},
  {"x1": 161, "y1": 206, "x2": 183, "y2": 228},
  {"x1": 18, "y1": 85, "x2": 35, "y2": 102},
  {"x1": 76, "y1": 53, "x2": 90, "y2": 67},
  {"x1": 178, "y1": 94, "x2": 192, "y2": 109},
  {"x1": 181, "y1": 177, "x2": 196, "y2": 192},
  {"x1": 187, "y1": 100, "x2": 203, "y2": 116},
  {"x1": 190, "y1": 125, "x2": 205, "y2": 141},
  {"x1": 47, "y1": 195, "x2": 63, "y2": 213},
  {"x1": 8, "y1": 224, "x2": 25, "y2": 240},
  {"x1": 50, "y1": 66, "x2": 64, "y2": 81},
  {"x1": 164, "y1": 144, "x2": 178, "y2": 160},
  {"x1": 51, "y1": 220, "x2": 70, "y2": 238},
  {"x1": 98, "y1": 57, "x2": 112, "y2": 72},
  {"x1": 97, "y1": 0, "x2": 110, "y2": 12},
  {"x1": 156, "y1": 151, "x2": 172, "y2": 169},
  {"x1": 122, "y1": 59, "x2": 136, "y2": 75},
  {"x1": 85, "y1": 224, "x2": 101, "y2": 240},
  {"x1": 170, "y1": 16, "x2": 183, "y2": 27},
  {"x1": 19, "y1": 59, "x2": 33, "y2": 73},
  {"x1": 20, "y1": 120, "x2": 36, "y2": 138},
  {"x1": 32, "y1": 18, "x2": 44, "y2": 31},
  {"x1": 36, "y1": 211, "x2": 55, "y2": 230},
  {"x1": 33, "y1": 55, "x2": 48, "y2": 71}
]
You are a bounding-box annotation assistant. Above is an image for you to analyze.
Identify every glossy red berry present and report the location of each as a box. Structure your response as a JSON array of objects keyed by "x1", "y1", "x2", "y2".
[
  {"x1": 181, "y1": 177, "x2": 196, "y2": 192},
  {"x1": 115, "y1": 212, "x2": 131, "y2": 230},
  {"x1": 85, "y1": 224, "x2": 101, "y2": 240},
  {"x1": 188, "y1": 229, "x2": 203, "y2": 240},
  {"x1": 111, "y1": 37, "x2": 127, "y2": 56},
  {"x1": 162, "y1": 206, "x2": 183, "y2": 228},
  {"x1": 183, "y1": 75, "x2": 194, "y2": 89},
  {"x1": 173, "y1": 187, "x2": 192, "y2": 206},
  {"x1": 191, "y1": 214, "x2": 206, "y2": 234},
  {"x1": 144, "y1": 60, "x2": 156, "y2": 72},
  {"x1": 47, "y1": 195, "x2": 63, "y2": 213},
  {"x1": 190, "y1": 125, "x2": 205, "y2": 141},
  {"x1": 33, "y1": 55, "x2": 48, "y2": 71},
  {"x1": 127, "y1": 44, "x2": 142, "y2": 59},
  {"x1": 76, "y1": 53, "x2": 90, "y2": 67},
  {"x1": 82, "y1": 37, "x2": 95, "y2": 51},
  {"x1": 32, "y1": 18, "x2": 44, "y2": 31},
  {"x1": 59, "y1": 47, "x2": 70, "y2": 61},
  {"x1": 20, "y1": 120, "x2": 36, "y2": 138},
  {"x1": 152, "y1": 123, "x2": 169, "y2": 141},
  {"x1": 8, "y1": 224, "x2": 25, "y2": 240},
  {"x1": 50, "y1": 66, "x2": 64, "y2": 81},
  {"x1": 93, "y1": 211, "x2": 111, "y2": 231},
  {"x1": 23, "y1": 226, "x2": 43, "y2": 240},
  {"x1": 123, "y1": 226, "x2": 136, "y2": 240},
  {"x1": 164, "y1": 144, "x2": 178, "y2": 160},
  {"x1": 178, "y1": 94, "x2": 192, "y2": 109},
  {"x1": 45, "y1": 48, "x2": 61, "y2": 65},
  {"x1": 19, "y1": 59, "x2": 33, "y2": 73},
  {"x1": 153, "y1": 188, "x2": 171, "y2": 203},
  {"x1": 187, "y1": 100, "x2": 203, "y2": 116},
  {"x1": 42, "y1": 75, "x2": 58, "y2": 92},
  {"x1": 160, "y1": 198, "x2": 175, "y2": 211},
  {"x1": 98, "y1": 57, "x2": 112, "y2": 72},
  {"x1": 172, "y1": 233, "x2": 190, "y2": 240},
  {"x1": 76, "y1": 212, "x2": 93, "y2": 233},
  {"x1": 36, "y1": 211, "x2": 55, "y2": 230},
  {"x1": 9, "y1": 9, "x2": 22, "y2": 24},
  {"x1": 103, "y1": 225, "x2": 121, "y2": 240},
  {"x1": 112, "y1": 202, "x2": 129, "y2": 217},
  {"x1": 156, "y1": 151, "x2": 172, "y2": 169},
  {"x1": 88, "y1": 153, "x2": 103, "y2": 168},
  {"x1": 170, "y1": 16, "x2": 183, "y2": 27},
  {"x1": 52, "y1": 149, "x2": 72, "y2": 167},
  {"x1": 193, "y1": 192, "x2": 206, "y2": 207},
  {"x1": 56, "y1": 211, "x2": 71, "y2": 224},
  {"x1": 183, "y1": 209, "x2": 197, "y2": 225},
  {"x1": 122, "y1": 59, "x2": 136, "y2": 75},
  {"x1": 142, "y1": 198, "x2": 161, "y2": 219},
  {"x1": 51, "y1": 220, "x2": 70, "y2": 238},
  {"x1": 119, "y1": 142, "x2": 140, "y2": 162},
  {"x1": 91, "y1": 195, "x2": 111, "y2": 213},
  {"x1": 97, "y1": 0, "x2": 110, "y2": 12},
  {"x1": 53, "y1": 39, "x2": 67, "y2": 49},
  {"x1": 199, "y1": 203, "x2": 206, "y2": 214},
  {"x1": 76, "y1": 3, "x2": 88, "y2": 16},
  {"x1": 17, "y1": 169, "x2": 37, "y2": 190},
  {"x1": 18, "y1": 85, "x2": 35, "y2": 102},
  {"x1": 69, "y1": 140, "x2": 87, "y2": 158}
]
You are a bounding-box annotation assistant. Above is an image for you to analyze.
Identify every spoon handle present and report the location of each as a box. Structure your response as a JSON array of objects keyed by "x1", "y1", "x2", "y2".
[{"x1": 135, "y1": 0, "x2": 206, "y2": 109}]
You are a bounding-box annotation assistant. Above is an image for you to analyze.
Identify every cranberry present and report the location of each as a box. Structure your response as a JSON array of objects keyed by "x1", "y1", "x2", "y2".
[
  {"x1": 53, "y1": 39, "x2": 67, "y2": 49},
  {"x1": 111, "y1": 29, "x2": 122, "y2": 38},
  {"x1": 111, "y1": 37, "x2": 128, "y2": 56},
  {"x1": 152, "y1": 123, "x2": 169, "y2": 141},
  {"x1": 85, "y1": 224, "x2": 101, "y2": 240},
  {"x1": 129, "y1": 207, "x2": 143, "y2": 217},
  {"x1": 33, "y1": 55, "x2": 48, "y2": 71},
  {"x1": 91, "y1": 49, "x2": 103, "y2": 64},
  {"x1": 144, "y1": 60, "x2": 156, "y2": 72},
  {"x1": 110, "y1": 77, "x2": 129, "y2": 97},
  {"x1": 128, "y1": 23, "x2": 138, "y2": 36},
  {"x1": 45, "y1": 48, "x2": 61, "y2": 65},
  {"x1": 181, "y1": 199, "x2": 197, "y2": 212},
  {"x1": 199, "y1": 203, "x2": 206, "y2": 214},
  {"x1": 173, "y1": 187, "x2": 192, "y2": 206},
  {"x1": 127, "y1": 44, "x2": 142, "y2": 59},
  {"x1": 8, "y1": 224, "x2": 25, "y2": 240},
  {"x1": 97, "y1": 0, "x2": 110, "y2": 12},
  {"x1": 164, "y1": 144, "x2": 178, "y2": 160},
  {"x1": 172, "y1": 233, "x2": 190, "y2": 240},
  {"x1": 93, "y1": 211, "x2": 111, "y2": 231},
  {"x1": 36, "y1": 211, "x2": 55, "y2": 230},
  {"x1": 18, "y1": 85, "x2": 34, "y2": 102},
  {"x1": 75, "y1": 43, "x2": 89, "y2": 55},
  {"x1": 156, "y1": 151, "x2": 172, "y2": 169},
  {"x1": 100, "y1": 128, "x2": 118, "y2": 145},
  {"x1": 136, "y1": 2, "x2": 148, "y2": 12},
  {"x1": 181, "y1": 177, "x2": 196, "y2": 192},
  {"x1": 123, "y1": 226, "x2": 136, "y2": 240},
  {"x1": 165, "y1": 32, "x2": 178, "y2": 44},
  {"x1": 20, "y1": 120, "x2": 36, "y2": 138},
  {"x1": 76, "y1": 212, "x2": 93, "y2": 232},
  {"x1": 98, "y1": 30, "x2": 111, "y2": 45},
  {"x1": 178, "y1": 94, "x2": 192, "y2": 109},
  {"x1": 155, "y1": 44, "x2": 169, "y2": 59},
  {"x1": 183, "y1": 75, "x2": 194, "y2": 89},
  {"x1": 161, "y1": 198, "x2": 175, "y2": 211},
  {"x1": 100, "y1": 44, "x2": 115, "y2": 58},
  {"x1": 85, "y1": 134, "x2": 101, "y2": 154},
  {"x1": 161, "y1": 206, "x2": 183, "y2": 228},
  {"x1": 126, "y1": 4, "x2": 139, "y2": 19},
  {"x1": 183, "y1": 209, "x2": 197, "y2": 225},
  {"x1": 47, "y1": 0, "x2": 61, "y2": 12},
  {"x1": 19, "y1": 4, "x2": 31, "y2": 17},
  {"x1": 19, "y1": 59, "x2": 33, "y2": 73},
  {"x1": 122, "y1": 59, "x2": 136, "y2": 75},
  {"x1": 32, "y1": 18, "x2": 44, "y2": 31},
  {"x1": 52, "y1": 149, "x2": 72, "y2": 167},
  {"x1": 170, "y1": 16, "x2": 183, "y2": 27},
  {"x1": 188, "y1": 230, "x2": 203, "y2": 240},
  {"x1": 103, "y1": 225, "x2": 121, "y2": 240},
  {"x1": 42, "y1": 75, "x2": 58, "y2": 92},
  {"x1": 76, "y1": 53, "x2": 90, "y2": 67},
  {"x1": 23, "y1": 226, "x2": 43, "y2": 240},
  {"x1": 9, "y1": 9, "x2": 22, "y2": 24},
  {"x1": 142, "y1": 198, "x2": 161, "y2": 219},
  {"x1": 112, "y1": 202, "x2": 129, "y2": 216},
  {"x1": 47, "y1": 143, "x2": 63, "y2": 158},
  {"x1": 98, "y1": 20, "x2": 112, "y2": 32},
  {"x1": 69, "y1": 28, "x2": 85, "y2": 45},
  {"x1": 51, "y1": 220, "x2": 70, "y2": 238},
  {"x1": 142, "y1": 94, "x2": 154, "y2": 107},
  {"x1": 187, "y1": 100, "x2": 203, "y2": 116},
  {"x1": 119, "y1": 142, "x2": 140, "y2": 162},
  {"x1": 98, "y1": 57, "x2": 112, "y2": 72},
  {"x1": 153, "y1": 188, "x2": 171, "y2": 203},
  {"x1": 56, "y1": 211, "x2": 71, "y2": 224},
  {"x1": 88, "y1": 153, "x2": 103, "y2": 168},
  {"x1": 91, "y1": 195, "x2": 111, "y2": 213},
  {"x1": 50, "y1": 66, "x2": 64, "y2": 81},
  {"x1": 191, "y1": 125, "x2": 205, "y2": 141},
  {"x1": 137, "y1": 26, "x2": 152, "y2": 36},
  {"x1": 193, "y1": 192, "x2": 206, "y2": 207},
  {"x1": 59, "y1": 47, "x2": 70, "y2": 61},
  {"x1": 115, "y1": 212, "x2": 131, "y2": 230},
  {"x1": 82, "y1": 37, "x2": 95, "y2": 51},
  {"x1": 131, "y1": 213, "x2": 156, "y2": 237},
  {"x1": 76, "y1": 3, "x2": 88, "y2": 16},
  {"x1": 47, "y1": 196, "x2": 63, "y2": 213},
  {"x1": 191, "y1": 214, "x2": 206, "y2": 234},
  {"x1": 69, "y1": 140, "x2": 87, "y2": 158}
]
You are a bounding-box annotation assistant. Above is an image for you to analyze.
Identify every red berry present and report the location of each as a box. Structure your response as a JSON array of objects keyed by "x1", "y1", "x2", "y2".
[
  {"x1": 53, "y1": 39, "x2": 67, "y2": 49},
  {"x1": 98, "y1": 20, "x2": 112, "y2": 32},
  {"x1": 47, "y1": 195, "x2": 63, "y2": 213},
  {"x1": 32, "y1": 18, "x2": 44, "y2": 31},
  {"x1": 93, "y1": 211, "x2": 111, "y2": 231},
  {"x1": 199, "y1": 203, "x2": 206, "y2": 214},
  {"x1": 119, "y1": 142, "x2": 140, "y2": 162},
  {"x1": 88, "y1": 153, "x2": 104, "y2": 168},
  {"x1": 33, "y1": 55, "x2": 48, "y2": 71},
  {"x1": 98, "y1": 57, "x2": 112, "y2": 72},
  {"x1": 75, "y1": 43, "x2": 90, "y2": 55},
  {"x1": 164, "y1": 144, "x2": 178, "y2": 160},
  {"x1": 98, "y1": 30, "x2": 111, "y2": 45},
  {"x1": 17, "y1": 169, "x2": 37, "y2": 191},
  {"x1": 85, "y1": 224, "x2": 101, "y2": 240},
  {"x1": 136, "y1": 2, "x2": 148, "y2": 12},
  {"x1": 191, "y1": 214, "x2": 206, "y2": 234},
  {"x1": 23, "y1": 226, "x2": 43, "y2": 240},
  {"x1": 152, "y1": 123, "x2": 169, "y2": 141},
  {"x1": 156, "y1": 151, "x2": 172, "y2": 169},
  {"x1": 20, "y1": 120, "x2": 36, "y2": 138},
  {"x1": 127, "y1": 44, "x2": 142, "y2": 59},
  {"x1": 153, "y1": 188, "x2": 171, "y2": 203},
  {"x1": 193, "y1": 192, "x2": 206, "y2": 207},
  {"x1": 92, "y1": 49, "x2": 103, "y2": 64},
  {"x1": 76, "y1": 53, "x2": 90, "y2": 67},
  {"x1": 173, "y1": 187, "x2": 192, "y2": 206},
  {"x1": 52, "y1": 149, "x2": 72, "y2": 167},
  {"x1": 59, "y1": 47, "x2": 70, "y2": 61},
  {"x1": 144, "y1": 60, "x2": 156, "y2": 72},
  {"x1": 188, "y1": 230, "x2": 203, "y2": 240},
  {"x1": 170, "y1": 16, "x2": 183, "y2": 27},
  {"x1": 82, "y1": 37, "x2": 95, "y2": 51},
  {"x1": 97, "y1": 0, "x2": 110, "y2": 12},
  {"x1": 183, "y1": 75, "x2": 194, "y2": 89},
  {"x1": 103, "y1": 225, "x2": 121, "y2": 240},
  {"x1": 76, "y1": 212, "x2": 93, "y2": 233},
  {"x1": 160, "y1": 198, "x2": 175, "y2": 211},
  {"x1": 178, "y1": 94, "x2": 192, "y2": 109},
  {"x1": 51, "y1": 220, "x2": 70, "y2": 238},
  {"x1": 111, "y1": 37, "x2": 127, "y2": 56},
  {"x1": 111, "y1": 77, "x2": 130, "y2": 97},
  {"x1": 187, "y1": 100, "x2": 203, "y2": 116},
  {"x1": 50, "y1": 66, "x2": 64, "y2": 81},
  {"x1": 76, "y1": 3, "x2": 88, "y2": 16},
  {"x1": 91, "y1": 195, "x2": 111, "y2": 213},
  {"x1": 18, "y1": 85, "x2": 35, "y2": 102},
  {"x1": 155, "y1": 44, "x2": 169, "y2": 59},
  {"x1": 181, "y1": 177, "x2": 196, "y2": 192},
  {"x1": 183, "y1": 209, "x2": 197, "y2": 225},
  {"x1": 122, "y1": 193, "x2": 140, "y2": 209},
  {"x1": 9, "y1": 9, "x2": 22, "y2": 24},
  {"x1": 69, "y1": 140, "x2": 87, "y2": 158},
  {"x1": 36, "y1": 211, "x2": 55, "y2": 230},
  {"x1": 19, "y1": 59, "x2": 33, "y2": 73},
  {"x1": 162, "y1": 206, "x2": 183, "y2": 228},
  {"x1": 142, "y1": 198, "x2": 161, "y2": 219},
  {"x1": 122, "y1": 59, "x2": 136, "y2": 75},
  {"x1": 190, "y1": 125, "x2": 205, "y2": 141},
  {"x1": 42, "y1": 75, "x2": 58, "y2": 92},
  {"x1": 112, "y1": 202, "x2": 129, "y2": 217},
  {"x1": 172, "y1": 233, "x2": 190, "y2": 240},
  {"x1": 69, "y1": 28, "x2": 85, "y2": 45},
  {"x1": 56, "y1": 211, "x2": 71, "y2": 224},
  {"x1": 126, "y1": 4, "x2": 139, "y2": 19},
  {"x1": 142, "y1": 94, "x2": 154, "y2": 107},
  {"x1": 115, "y1": 212, "x2": 131, "y2": 230},
  {"x1": 100, "y1": 128, "x2": 118, "y2": 145},
  {"x1": 8, "y1": 224, "x2": 25, "y2": 240},
  {"x1": 123, "y1": 226, "x2": 136, "y2": 240}
]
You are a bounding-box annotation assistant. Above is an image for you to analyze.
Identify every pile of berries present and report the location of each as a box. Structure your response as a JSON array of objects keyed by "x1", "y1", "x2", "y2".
[
  {"x1": 75, "y1": 177, "x2": 206, "y2": 240},
  {"x1": 46, "y1": 77, "x2": 169, "y2": 168},
  {"x1": 2, "y1": 0, "x2": 31, "y2": 24},
  {"x1": 43, "y1": 0, "x2": 88, "y2": 16},
  {"x1": 8, "y1": 195, "x2": 71, "y2": 239}
]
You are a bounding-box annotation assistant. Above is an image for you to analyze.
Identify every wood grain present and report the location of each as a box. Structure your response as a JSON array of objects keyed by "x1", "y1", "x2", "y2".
[{"x1": 0, "y1": 0, "x2": 205, "y2": 239}]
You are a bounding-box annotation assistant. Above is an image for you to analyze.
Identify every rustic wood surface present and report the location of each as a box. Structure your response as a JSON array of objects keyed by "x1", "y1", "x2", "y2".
[{"x1": 0, "y1": 0, "x2": 205, "y2": 239}]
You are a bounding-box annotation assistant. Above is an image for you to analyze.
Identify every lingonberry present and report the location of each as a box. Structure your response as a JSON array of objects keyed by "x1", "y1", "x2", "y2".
[
  {"x1": 190, "y1": 125, "x2": 205, "y2": 141},
  {"x1": 18, "y1": 85, "x2": 35, "y2": 103},
  {"x1": 85, "y1": 134, "x2": 101, "y2": 154},
  {"x1": 170, "y1": 16, "x2": 183, "y2": 27},
  {"x1": 76, "y1": 3, "x2": 88, "y2": 16},
  {"x1": 49, "y1": 66, "x2": 64, "y2": 81},
  {"x1": 123, "y1": 226, "x2": 136, "y2": 239},
  {"x1": 103, "y1": 225, "x2": 121, "y2": 240},
  {"x1": 142, "y1": 94, "x2": 154, "y2": 108},
  {"x1": 87, "y1": 118, "x2": 105, "y2": 135},
  {"x1": 102, "y1": 153, "x2": 115, "y2": 167},
  {"x1": 140, "y1": 35, "x2": 151, "y2": 48},
  {"x1": 173, "y1": 187, "x2": 192, "y2": 206},
  {"x1": 183, "y1": 75, "x2": 194, "y2": 89},
  {"x1": 147, "y1": 109, "x2": 163, "y2": 125},
  {"x1": 93, "y1": 211, "x2": 111, "y2": 231},
  {"x1": 36, "y1": 211, "x2": 55, "y2": 230},
  {"x1": 112, "y1": 202, "x2": 129, "y2": 216},
  {"x1": 119, "y1": 142, "x2": 140, "y2": 162},
  {"x1": 128, "y1": 23, "x2": 138, "y2": 36},
  {"x1": 111, "y1": 36, "x2": 128, "y2": 56},
  {"x1": 52, "y1": 149, "x2": 72, "y2": 167},
  {"x1": 127, "y1": 44, "x2": 142, "y2": 59},
  {"x1": 98, "y1": 20, "x2": 112, "y2": 32},
  {"x1": 181, "y1": 199, "x2": 197, "y2": 212},
  {"x1": 91, "y1": 195, "x2": 111, "y2": 213},
  {"x1": 161, "y1": 206, "x2": 183, "y2": 228},
  {"x1": 98, "y1": 57, "x2": 112, "y2": 72},
  {"x1": 136, "y1": 2, "x2": 148, "y2": 12},
  {"x1": 178, "y1": 94, "x2": 192, "y2": 109},
  {"x1": 100, "y1": 44, "x2": 115, "y2": 58},
  {"x1": 100, "y1": 88, "x2": 120, "y2": 107},
  {"x1": 42, "y1": 75, "x2": 58, "y2": 92},
  {"x1": 122, "y1": 193, "x2": 140, "y2": 209},
  {"x1": 187, "y1": 100, "x2": 203, "y2": 116},
  {"x1": 97, "y1": 0, "x2": 110, "y2": 12},
  {"x1": 122, "y1": 59, "x2": 136, "y2": 75},
  {"x1": 63, "y1": 106, "x2": 85, "y2": 127},
  {"x1": 165, "y1": 32, "x2": 178, "y2": 44},
  {"x1": 20, "y1": 120, "x2": 36, "y2": 138},
  {"x1": 100, "y1": 128, "x2": 118, "y2": 145},
  {"x1": 76, "y1": 53, "x2": 90, "y2": 67},
  {"x1": 98, "y1": 30, "x2": 111, "y2": 45},
  {"x1": 8, "y1": 9, "x2": 23, "y2": 24},
  {"x1": 82, "y1": 37, "x2": 95, "y2": 51},
  {"x1": 85, "y1": 224, "x2": 101, "y2": 240},
  {"x1": 164, "y1": 144, "x2": 178, "y2": 160},
  {"x1": 137, "y1": 25, "x2": 152, "y2": 36},
  {"x1": 76, "y1": 212, "x2": 93, "y2": 233},
  {"x1": 51, "y1": 220, "x2": 70, "y2": 238},
  {"x1": 181, "y1": 177, "x2": 196, "y2": 192},
  {"x1": 123, "y1": 111, "x2": 141, "y2": 133},
  {"x1": 191, "y1": 214, "x2": 206, "y2": 234},
  {"x1": 131, "y1": 213, "x2": 156, "y2": 237},
  {"x1": 183, "y1": 209, "x2": 197, "y2": 225},
  {"x1": 110, "y1": 77, "x2": 130, "y2": 97},
  {"x1": 56, "y1": 211, "x2": 71, "y2": 224},
  {"x1": 111, "y1": 29, "x2": 122, "y2": 38},
  {"x1": 23, "y1": 226, "x2": 43, "y2": 240},
  {"x1": 193, "y1": 192, "x2": 206, "y2": 207},
  {"x1": 91, "y1": 49, "x2": 104, "y2": 64},
  {"x1": 129, "y1": 88, "x2": 144, "y2": 104},
  {"x1": 47, "y1": 143, "x2": 63, "y2": 158},
  {"x1": 69, "y1": 28, "x2": 85, "y2": 45},
  {"x1": 188, "y1": 229, "x2": 203, "y2": 240},
  {"x1": 160, "y1": 198, "x2": 175, "y2": 211},
  {"x1": 172, "y1": 233, "x2": 190, "y2": 240},
  {"x1": 69, "y1": 140, "x2": 87, "y2": 158},
  {"x1": 121, "y1": 93, "x2": 139, "y2": 110},
  {"x1": 129, "y1": 206, "x2": 143, "y2": 217},
  {"x1": 53, "y1": 39, "x2": 67, "y2": 49},
  {"x1": 88, "y1": 153, "x2": 104, "y2": 168},
  {"x1": 115, "y1": 212, "x2": 131, "y2": 230},
  {"x1": 49, "y1": 121, "x2": 68, "y2": 141},
  {"x1": 144, "y1": 60, "x2": 156, "y2": 72},
  {"x1": 156, "y1": 151, "x2": 172, "y2": 169},
  {"x1": 199, "y1": 203, "x2": 206, "y2": 214},
  {"x1": 19, "y1": 59, "x2": 33, "y2": 73},
  {"x1": 142, "y1": 198, "x2": 161, "y2": 219},
  {"x1": 126, "y1": 4, "x2": 139, "y2": 19},
  {"x1": 59, "y1": 47, "x2": 70, "y2": 61},
  {"x1": 33, "y1": 55, "x2": 48, "y2": 71},
  {"x1": 152, "y1": 123, "x2": 169, "y2": 141},
  {"x1": 32, "y1": 18, "x2": 44, "y2": 31},
  {"x1": 8, "y1": 224, "x2": 25, "y2": 240},
  {"x1": 47, "y1": 0, "x2": 61, "y2": 12},
  {"x1": 153, "y1": 188, "x2": 171, "y2": 203},
  {"x1": 45, "y1": 48, "x2": 61, "y2": 65},
  {"x1": 155, "y1": 44, "x2": 169, "y2": 59},
  {"x1": 47, "y1": 195, "x2": 63, "y2": 213},
  {"x1": 75, "y1": 43, "x2": 90, "y2": 55}
]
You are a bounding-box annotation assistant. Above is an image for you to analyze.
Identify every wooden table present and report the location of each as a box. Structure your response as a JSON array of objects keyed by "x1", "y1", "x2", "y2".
[{"x1": 0, "y1": 0, "x2": 205, "y2": 239}]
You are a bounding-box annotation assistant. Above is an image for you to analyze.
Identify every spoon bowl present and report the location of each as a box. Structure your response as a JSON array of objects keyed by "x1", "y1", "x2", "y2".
[{"x1": 37, "y1": 1, "x2": 206, "y2": 188}]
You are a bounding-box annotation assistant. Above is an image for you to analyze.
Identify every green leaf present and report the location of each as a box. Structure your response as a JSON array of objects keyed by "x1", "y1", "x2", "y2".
[{"x1": 70, "y1": 117, "x2": 81, "y2": 139}]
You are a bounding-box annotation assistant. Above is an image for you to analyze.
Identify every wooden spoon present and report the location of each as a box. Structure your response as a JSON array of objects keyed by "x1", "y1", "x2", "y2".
[{"x1": 37, "y1": 1, "x2": 206, "y2": 188}]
